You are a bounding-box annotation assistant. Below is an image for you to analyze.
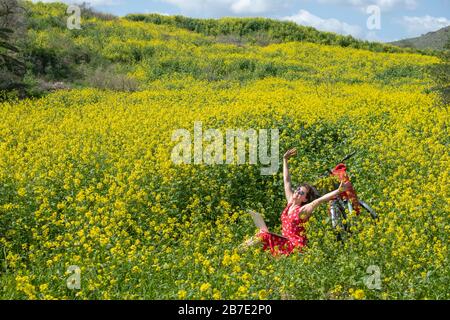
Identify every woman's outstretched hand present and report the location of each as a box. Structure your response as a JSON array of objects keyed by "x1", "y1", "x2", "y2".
[{"x1": 283, "y1": 148, "x2": 297, "y2": 160}]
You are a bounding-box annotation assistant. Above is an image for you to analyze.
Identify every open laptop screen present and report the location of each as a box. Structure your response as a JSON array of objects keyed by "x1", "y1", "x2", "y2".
[
  {"x1": 248, "y1": 210, "x2": 268, "y2": 232},
  {"x1": 247, "y1": 210, "x2": 289, "y2": 240}
]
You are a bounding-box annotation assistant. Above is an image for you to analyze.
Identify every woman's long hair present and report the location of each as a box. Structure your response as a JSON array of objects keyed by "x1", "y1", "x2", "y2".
[{"x1": 297, "y1": 183, "x2": 320, "y2": 205}]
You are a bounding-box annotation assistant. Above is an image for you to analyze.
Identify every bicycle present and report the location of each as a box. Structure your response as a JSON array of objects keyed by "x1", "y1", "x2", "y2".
[{"x1": 316, "y1": 152, "x2": 378, "y2": 239}]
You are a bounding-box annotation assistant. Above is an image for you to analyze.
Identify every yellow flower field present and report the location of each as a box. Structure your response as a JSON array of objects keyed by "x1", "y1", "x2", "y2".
[{"x1": 1, "y1": 76, "x2": 448, "y2": 299}]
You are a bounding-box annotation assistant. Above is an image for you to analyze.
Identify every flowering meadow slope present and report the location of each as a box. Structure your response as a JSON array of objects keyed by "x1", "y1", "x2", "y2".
[{"x1": 0, "y1": 2, "x2": 448, "y2": 300}]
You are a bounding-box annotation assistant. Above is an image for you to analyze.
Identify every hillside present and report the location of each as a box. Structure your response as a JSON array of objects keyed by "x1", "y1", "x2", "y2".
[
  {"x1": 0, "y1": 1, "x2": 448, "y2": 300},
  {"x1": 3, "y1": 1, "x2": 439, "y2": 98},
  {"x1": 125, "y1": 13, "x2": 418, "y2": 54},
  {"x1": 390, "y1": 26, "x2": 450, "y2": 50}
]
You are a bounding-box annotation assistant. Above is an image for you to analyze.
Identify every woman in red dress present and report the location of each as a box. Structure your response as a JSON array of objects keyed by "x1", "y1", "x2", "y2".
[{"x1": 244, "y1": 148, "x2": 350, "y2": 256}]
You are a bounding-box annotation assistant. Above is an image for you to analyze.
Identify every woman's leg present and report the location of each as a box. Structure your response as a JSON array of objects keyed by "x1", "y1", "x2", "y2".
[
  {"x1": 239, "y1": 232, "x2": 263, "y2": 251},
  {"x1": 243, "y1": 235, "x2": 261, "y2": 247}
]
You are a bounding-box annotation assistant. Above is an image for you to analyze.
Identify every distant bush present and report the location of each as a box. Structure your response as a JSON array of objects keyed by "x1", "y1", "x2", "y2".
[
  {"x1": 215, "y1": 34, "x2": 246, "y2": 47},
  {"x1": 126, "y1": 13, "x2": 413, "y2": 54},
  {"x1": 86, "y1": 66, "x2": 139, "y2": 92},
  {"x1": 79, "y1": 3, "x2": 117, "y2": 21},
  {"x1": 376, "y1": 65, "x2": 424, "y2": 83},
  {"x1": 22, "y1": 71, "x2": 70, "y2": 98},
  {"x1": 427, "y1": 41, "x2": 450, "y2": 104},
  {"x1": 103, "y1": 40, "x2": 155, "y2": 63}
]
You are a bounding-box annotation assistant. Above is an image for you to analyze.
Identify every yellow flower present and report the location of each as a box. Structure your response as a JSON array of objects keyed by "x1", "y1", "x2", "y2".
[
  {"x1": 258, "y1": 290, "x2": 268, "y2": 300},
  {"x1": 352, "y1": 289, "x2": 365, "y2": 300},
  {"x1": 238, "y1": 286, "x2": 248, "y2": 295},
  {"x1": 39, "y1": 284, "x2": 49, "y2": 292},
  {"x1": 200, "y1": 283, "x2": 211, "y2": 292},
  {"x1": 178, "y1": 290, "x2": 187, "y2": 299},
  {"x1": 231, "y1": 253, "x2": 240, "y2": 264},
  {"x1": 131, "y1": 266, "x2": 140, "y2": 273},
  {"x1": 213, "y1": 290, "x2": 221, "y2": 300},
  {"x1": 17, "y1": 187, "x2": 26, "y2": 197}
]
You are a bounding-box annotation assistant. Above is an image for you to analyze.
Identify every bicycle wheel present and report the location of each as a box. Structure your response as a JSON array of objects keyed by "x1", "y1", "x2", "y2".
[
  {"x1": 330, "y1": 199, "x2": 349, "y2": 234},
  {"x1": 359, "y1": 199, "x2": 378, "y2": 220},
  {"x1": 337, "y1": 199, "x2": 351, "y2": 232}
]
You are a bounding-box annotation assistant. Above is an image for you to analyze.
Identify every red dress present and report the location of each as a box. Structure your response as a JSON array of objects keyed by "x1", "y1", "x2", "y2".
[{"x1": 258, "y1": 202, "x2": 308, "y2": 256}]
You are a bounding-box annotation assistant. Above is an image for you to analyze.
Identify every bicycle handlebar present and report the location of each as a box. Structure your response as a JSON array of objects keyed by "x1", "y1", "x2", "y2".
[
  {"x1": 319, "y1": 151, "x2": 356, "y2": 178},
  {"x1": 339, "y1": 151, "x2": 356, "y2": 163}
]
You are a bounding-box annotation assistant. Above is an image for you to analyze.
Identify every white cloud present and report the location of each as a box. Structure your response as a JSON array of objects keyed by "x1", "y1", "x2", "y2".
[
  {"x1": 231, "y1": 0, "x2": 273, "y2": 14},
  {"x1": 144, "y1": 10, "x2": 170, "y2": 16},
  {"x1": 400, "y1": 15, "x2": 450, "y2": 35},
  {"x1": 161, "y1": 0, "x2": 290, "y2": 15},
  {"x1": 31, "y1": 0, "x2": 121, "y2": 6},
  {"x1": 316, "y1": 0, "x2": 417, "y2": 11},
  {"x1": 283, "y1": 9, "x2": 363, "y2": 38}
]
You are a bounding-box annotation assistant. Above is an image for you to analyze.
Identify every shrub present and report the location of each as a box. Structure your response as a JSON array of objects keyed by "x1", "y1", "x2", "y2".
[{"x1": 86, "y1": 66, "x2": 139, "y2": 91}]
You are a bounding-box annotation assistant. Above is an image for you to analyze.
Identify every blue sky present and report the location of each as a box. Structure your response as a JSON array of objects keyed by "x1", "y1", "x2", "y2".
[{"x1": 33, "y1": 0, "x2": 450, "y2": 42}]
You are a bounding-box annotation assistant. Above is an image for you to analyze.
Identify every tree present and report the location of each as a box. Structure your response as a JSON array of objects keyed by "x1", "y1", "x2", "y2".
[
  {"x1": 0, "y1": 27, "x2": 24, "y2": 74},
  {"x1": 0, "y1": 0, "x2": 26, "y2": 94},
  {"x1": 427, "y1": 37, "x2": 450, "y2": 104},
  {"x1": 445, "y1": 38, "x2": 450, "y2": 51}
]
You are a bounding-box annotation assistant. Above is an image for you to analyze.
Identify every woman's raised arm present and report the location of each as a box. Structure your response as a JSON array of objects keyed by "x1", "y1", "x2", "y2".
[{"x1": 283, "y1": 148, "x2": 297, "y2": 202}]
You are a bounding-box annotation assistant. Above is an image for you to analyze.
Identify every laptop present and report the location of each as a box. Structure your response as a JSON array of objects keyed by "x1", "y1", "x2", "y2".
[{"x1": 247, "y1": 210, "x2": 288, "y2": 240}]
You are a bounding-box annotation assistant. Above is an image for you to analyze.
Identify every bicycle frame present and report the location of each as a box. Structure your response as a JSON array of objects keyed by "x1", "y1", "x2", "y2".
[
  {"x1": 330, "y1": 198, "x2": 351, "y2": 231},
  {"x1": 330, "y1": 163, "x2": 361, "y2": 215},
  {"x1": 320, "y1": 152, "x2": 378, "y2": 235}
]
